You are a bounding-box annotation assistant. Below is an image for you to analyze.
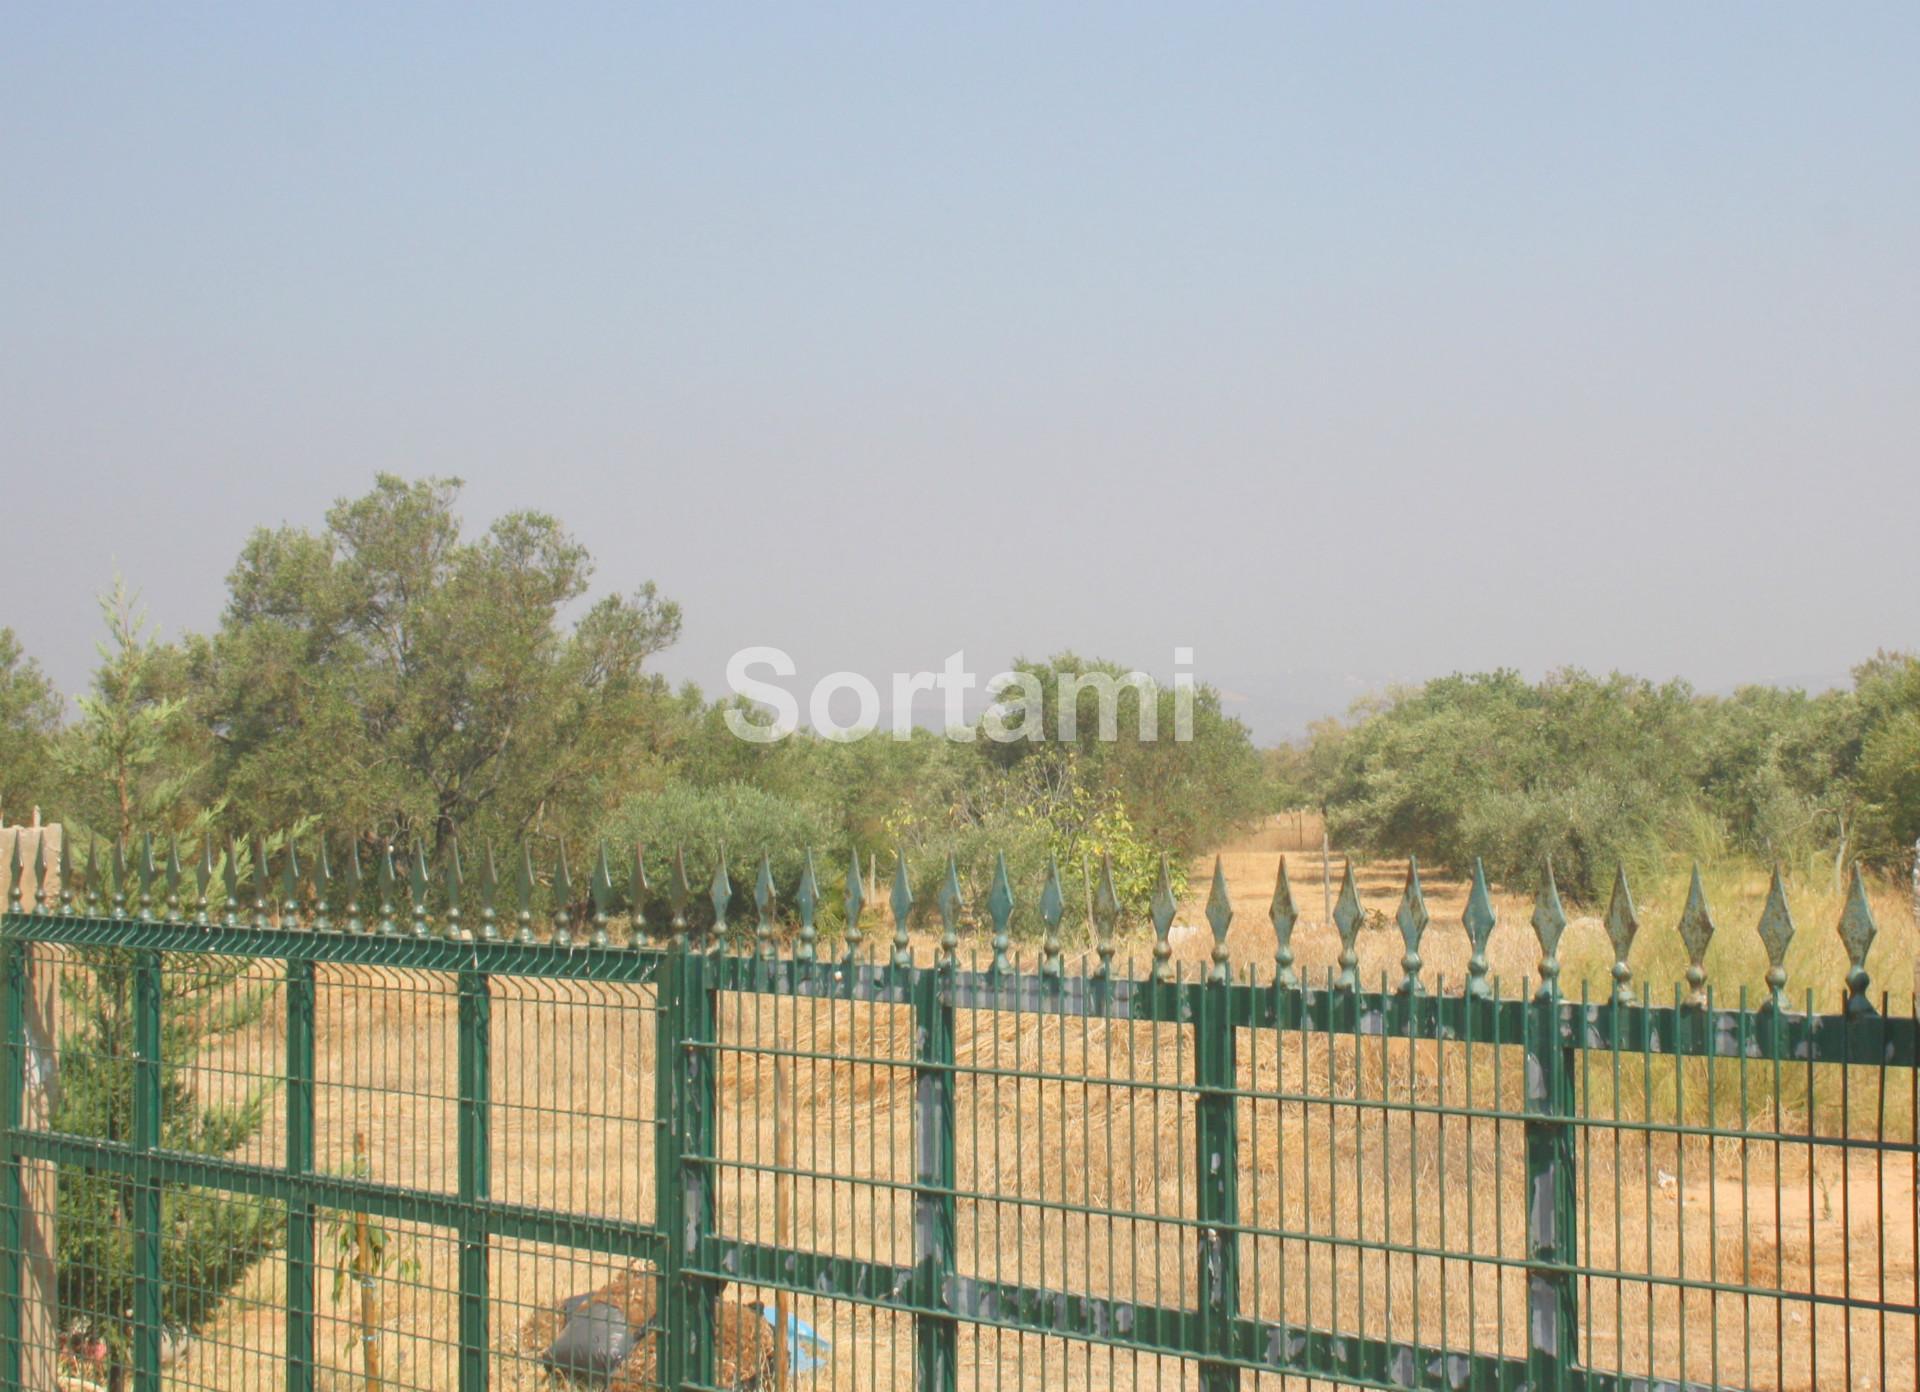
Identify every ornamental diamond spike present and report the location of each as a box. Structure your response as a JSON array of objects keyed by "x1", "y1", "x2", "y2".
[
  {"x1": 1092, "y1": 853, "x2": 1120, "y2": 978},
  {"x1": 1675, "y1": 864, "x2": 1714, "y2": 1007},
  {"x1": 795, "y1": 850, "x2": 819, "y2": 962},
  {"x1": 346, "y1": 841, "x2": 367, "y2": 935},
  {"x1": 409, "y1": 844, "x2": 432, "y2": 937},
  {"x1": 1205, "y1": 857, "x2": 1233, "y2": 983},
  {"x1": 1150, "y1": 854, "x2": 1177, "y2": 983},
  {"x1": 35, "y1": 833, "x2": 54, "y2": 913},
  {"x1": 138, "y1": 833, "x2": 157, "y2": 919},
  {"x1": 7, "y1": 833, "x2": 24, "y2": 913},
  {"x1": 250, "y1": 836, "x2": 271, "y2": 928},
  {"x1": 986, "y1": 852, "x2": 1015, "y2": 975},
  {"x1": 193, "y1": 839, "x2": 213, "y2": 924},
  {"x1": 709, "y1": 853, "x2": 733, "y2": 943},
  {"x1": 477, "y1": 844, "x2": 500, "y2": 942},
  {"x1": 159, "y1": 839, "x2": 179, "y2": 918},
  {"x1": 313, "y1": 841, "x2": 334, "y2": 933},
  {"x1": 1269, "y1": 855, "x2": 1299, "y2": 988},
  {"x1": 60, "y1": 831, "x2": 76, "y2": 914},
  {"x1": 376, "y1": 843, "x2": 399, "y2": 936},
  {"x1": 1531, "y1": 859, "x2": 1568, "y2": 998},
  {"x1": 1603, "y1": 865, "x2": 1639, "y2": 1005},
  {"x1": 91, "y1": 835, "x2": 107, "y2": 917},
  {"x1": 1038, "y1": 854, "x2": 1065, "y2": 977},
  {"x1": 889, "y1": 851, "x2": 913, "y2": 969},
  {"x1": 515, "y1": 842, "x2": 537, "y2": 943},
  {"x1": 1837, "y1": 866, "x2": 1878, "y2": 1018},
  {"x1": 1755, "y1": 865, "x2": 1794, "y2": 1008},
  {"x1": 755, "y1": 854, "x2": 777, "y2": 960},
  {"x1": 552, "y1": 844, "x2": 576, "y2": 947},
  {"x1": 1395, "y1": 856, "x2": 1429, "y2": 994},
  {"x1": 282, "y1": 841, "x2": 302, "y2": 927},
  {"x1": 1463, "y1": 858, "x2": 1496, "y2": 999},
  {"x1": 627, "y1": 845, "x2": 650, "y2": 947},
  {"x1": 936, "y1": 854, "x2": 963, "y2": 969},
  {"x1": 590, "y1": 843, "x2": 616, "y2": 948},
  {"x1": 442, "y1": 840, "x2": 464, "y2": 939},
  {"x1": 843, "y1": 848, "x2": 864, "y2": 961},
  {"x1": 1332, "y1": 861, "x2": 1364, "y2": 991}
]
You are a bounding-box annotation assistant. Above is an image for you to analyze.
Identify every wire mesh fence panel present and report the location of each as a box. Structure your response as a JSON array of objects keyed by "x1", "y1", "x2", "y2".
[{"x1": 1, "y1": 840, "x2": 1915, "y2": 1392}]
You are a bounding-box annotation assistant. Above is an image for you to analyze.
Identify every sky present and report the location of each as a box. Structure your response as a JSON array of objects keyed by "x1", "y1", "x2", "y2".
[{"x1": 4, "y1": 4, "x2": 1916, "y2": 741}]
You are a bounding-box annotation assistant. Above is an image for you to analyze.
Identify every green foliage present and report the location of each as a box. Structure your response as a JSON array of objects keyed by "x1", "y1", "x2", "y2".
[
  {"x1": 52, "y1": 944, "x2": 281, "y2": 1357},
  {"x1": 979, "y1": 653, "x2": 1268, "y2": 860},
  {"x1": 0, "y1": 627, "x2": 62, "y2": 819},
  {"x1": 603, "y1": 779, "x2": 838, "y2": 940},
  {"x1": 1296, "y1": 656, "x2": 1920, "y2": 899},
  {"x1": 187, "y1": 475, "x2": 682, "y2": 853}
]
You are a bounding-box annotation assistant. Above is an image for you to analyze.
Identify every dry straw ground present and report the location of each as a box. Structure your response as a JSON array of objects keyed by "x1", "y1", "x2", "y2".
[{"x1": 117, "y1": 822, "x2": 1919, "y2": 1390}]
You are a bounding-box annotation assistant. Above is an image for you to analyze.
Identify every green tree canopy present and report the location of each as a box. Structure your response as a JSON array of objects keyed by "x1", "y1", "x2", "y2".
[{"x1": 188, "y1": 475, "x2": 681, "y2": 851}]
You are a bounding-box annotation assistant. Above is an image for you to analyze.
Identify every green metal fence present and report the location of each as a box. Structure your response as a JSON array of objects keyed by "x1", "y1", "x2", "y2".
[{"x1": 0, "y1": 830, "x2": 1914, "y2": 1391}]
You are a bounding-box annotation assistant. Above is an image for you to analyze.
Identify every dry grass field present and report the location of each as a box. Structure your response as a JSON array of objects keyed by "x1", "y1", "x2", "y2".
[{"x1": 41, "y1": 820, "x2": 1916, "y2": 1391}]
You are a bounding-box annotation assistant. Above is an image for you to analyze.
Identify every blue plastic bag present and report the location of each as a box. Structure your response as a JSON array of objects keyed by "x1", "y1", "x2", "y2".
[{"x1": 755, "y1": 1304, "x2": 831, "y2": 1375}]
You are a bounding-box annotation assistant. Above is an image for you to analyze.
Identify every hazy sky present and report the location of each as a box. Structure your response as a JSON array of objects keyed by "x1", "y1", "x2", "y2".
[{"x1": 4, "y1": 5, "x2": 1916, "y2": 740}]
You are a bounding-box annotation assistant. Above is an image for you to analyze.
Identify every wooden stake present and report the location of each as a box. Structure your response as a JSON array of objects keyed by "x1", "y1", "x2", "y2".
[{"x1": 353, "y1": 1131, "x2": 383, "y2": 1392}]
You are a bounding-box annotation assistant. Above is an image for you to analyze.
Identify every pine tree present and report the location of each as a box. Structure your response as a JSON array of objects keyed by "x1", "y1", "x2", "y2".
[{"x1": 51, "y1": 584, "x2": 280, "y2": 1388}]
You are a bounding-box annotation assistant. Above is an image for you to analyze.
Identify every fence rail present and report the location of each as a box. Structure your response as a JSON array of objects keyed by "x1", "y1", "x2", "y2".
[{"x1": 1, "y1": 831, "x2": 1915, "y2": 1391}]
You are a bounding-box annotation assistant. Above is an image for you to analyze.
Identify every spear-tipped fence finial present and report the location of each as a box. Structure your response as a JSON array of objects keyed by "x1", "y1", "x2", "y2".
[
  {"x1": 1093, "y1": 852, "x2": 1120, "y2": 979},
  {"x1": 590, "y1": 843, "x2": 616, "y2": 949},
  {"x1": 1676, "y1": 864, "x2": 1714, "y2": 1008},
  {"x1": 1038, "y1": 855, "x2": 1065, "y2": 978},
  {"x1": 345, "y1": 841, "x2": 367, "y2": 936},
  {"x1": 514, "y1": 842, "x2": 536, "y2": 945},
  {"x1": 443, "y1": 840, "x2": 464, "y2": 940},
  {"x1": 843, "y1": 847, "x2": 864, "y2": 963},
  {"x1": 314, "y1": 841, "x2": 335, "y2": 933},
  {"x1": 668, "y1": 849, "x2": 693, "y2": 952},
  {"x1": 1604, "y1": 865, "x2": 1639, "y2": 1006},
  {"x1": 1150, "y1": 854, "x2": 1177, "y2": 983},
  {"x1": 1837, "y1": 865, "x2": 1878, "y2": 1018},
  {"x1": 1531, "y1": 859, "x2": 1569, "y2": 999},
  {"x1": 794, "y1": 850, "x2": 819, "y2": 963},
  {"x1": 1270, "y1": 855, "x2": 1299, "y2": 989},
  {"x1": 551, "y1": 844, "x2": 576, "y2": 948},
  {"x1": 138, "y1": 833, "x2": 158, "y2": 921},
  {"x1": 936, "y1": 854, "x2": 963, "y2": 970},
  {"x1": 476, "y1": 844, "x2": 500, "y2": 942},
  {"x1": 1395, "y1": 856, "x2": 1429, "y2": 994},
  {"x1": 1205, "y1": 856, "x2": 1233, "y2": 985},
  {"x1": 709, "y1": 852, "x2": 733, "y2": 954},
  {"x1": 250, "y1": 835, "x2": 271, "y2": 930},
  {"x1": 754, "y1": 854, "x2": 777, "y2": 961},
  {"x1": 890, "y1": 851, "x2": 914, "y2": 970},
  {"x1": 282, "y1": 841, "x2": 303, "y2": 930},
  {"x1": 1332, "y1": 861, "x2": 1364, "y2": 992},
  {"x1": 987, "y1": 851, "x2": 1015, "y2": 976},
  {"x1": 626, "y1": 845, "x2": 649, "y2": 949},
  {"x1": 162, "y1": 838, "x2": 183, "y2": 920},
  {"x1": 1463, "y1": 858, "x2": 1496, "y2": 999},
  {"x1": 1755, "y1": 865, "x2": 1794, "y2": 1011},
  {"x1": 409, "y1": 843, "x2": 432, "y2": 938}
]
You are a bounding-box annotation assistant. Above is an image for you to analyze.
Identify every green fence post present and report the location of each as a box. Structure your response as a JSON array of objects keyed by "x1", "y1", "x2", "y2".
[
  {"x1": 132, "y1": 949, "x2": 164, "y2": 1392},
  {"x1": 676, "y1": 947, "x2": 719, "y2": 1389},
  {"x1": 1196, "y1": 974, "x2": 1241, "y2": 1390},
  {"x1": 913, "y1": 963, "x2": 957, "y2": 1391},
  {"x1": 654, "y1": 950, "x2": 684, "y2": 1387},
  {"x1": 1524, "y1": 988, "x2": 1577, "y2": 1392},
  {"x1": 286, "y1": 957, "x2": 317, "y2": 1392},
  {"x1": 0, "y1": 936, "x2": 24, "y2": 1389},
  {"x1": 458, "y1": 968, "x2": 491, "y2": 1390}
]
